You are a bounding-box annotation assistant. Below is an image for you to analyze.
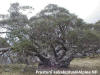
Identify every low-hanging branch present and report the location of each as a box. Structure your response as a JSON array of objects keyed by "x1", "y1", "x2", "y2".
[
  {"x1": 0, "y1": 32, "x2": 10, "y2": 34},
  {"x1": 0, "y1": 47, "x2": 11, "y2": 52}
]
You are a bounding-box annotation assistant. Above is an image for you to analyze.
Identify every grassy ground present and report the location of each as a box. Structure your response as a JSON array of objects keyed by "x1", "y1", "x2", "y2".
[
  {"x1": 70, "y1": 57, "x2": 100, "y2": 75},
  {"x1": 0, "y1": 57, "x2": 100, "y2": 75},
  {"x1": 71, "y1": 57, "x2": 100, "y2": 68}
]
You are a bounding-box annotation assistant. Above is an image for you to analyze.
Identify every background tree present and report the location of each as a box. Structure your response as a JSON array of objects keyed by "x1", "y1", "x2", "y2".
[{"x1": 0, "y1": 2, "x2": 34, "y2": 64}]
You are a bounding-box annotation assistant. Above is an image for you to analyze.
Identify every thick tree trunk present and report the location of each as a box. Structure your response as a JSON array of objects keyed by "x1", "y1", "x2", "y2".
[
  {"x1": 35, "y1": 51, "x2": 74, "y2": 69},
  {"x1": 35, "y1": 53, "x2": 51, "y2": 67},
  {"x1": 58, "y1": 55, "x2": 74, "y2": 68}
]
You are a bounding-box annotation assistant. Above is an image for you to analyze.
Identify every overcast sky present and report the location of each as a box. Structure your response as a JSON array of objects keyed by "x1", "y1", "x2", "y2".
[{"x1": 0, "y1": 0, "x2": 100, "y2": 23}]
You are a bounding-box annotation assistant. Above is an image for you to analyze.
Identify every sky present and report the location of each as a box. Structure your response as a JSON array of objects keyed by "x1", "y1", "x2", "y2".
[
  {"x1": 0, "y1": 0, "x2": 100, "y2": 23},
  {"x1": 0, "y1": 0, "x2": 100, "y2": 37}
]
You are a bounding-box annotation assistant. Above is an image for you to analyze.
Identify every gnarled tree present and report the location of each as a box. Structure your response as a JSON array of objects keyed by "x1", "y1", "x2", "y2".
[{"x1": 0, "y1": 3, "x2": 100, "y2": 68}]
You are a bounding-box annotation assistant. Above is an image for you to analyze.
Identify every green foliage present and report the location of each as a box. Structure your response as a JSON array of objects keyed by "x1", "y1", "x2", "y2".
[
  {"x1": 67, "y1": 31, "x2": 78, "y2": 43},
  {"x1": 0, "y1": 37, "x2": 9, "y2": 48},
  {"x1": 12, "y1": 40, "x2": 33, "y2": 52}
]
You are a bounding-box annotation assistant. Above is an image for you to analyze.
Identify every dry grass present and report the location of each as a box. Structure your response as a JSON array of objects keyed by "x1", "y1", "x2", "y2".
[
  {"x1": 70, "y1": 57, "x2": 100, "y2": 68},
  {"x1": 0, "y1": 57, "x2": 100, "y2": 75},
  {"x1": 70, "y1": 57, "x2": 100, "y2": 75}
]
